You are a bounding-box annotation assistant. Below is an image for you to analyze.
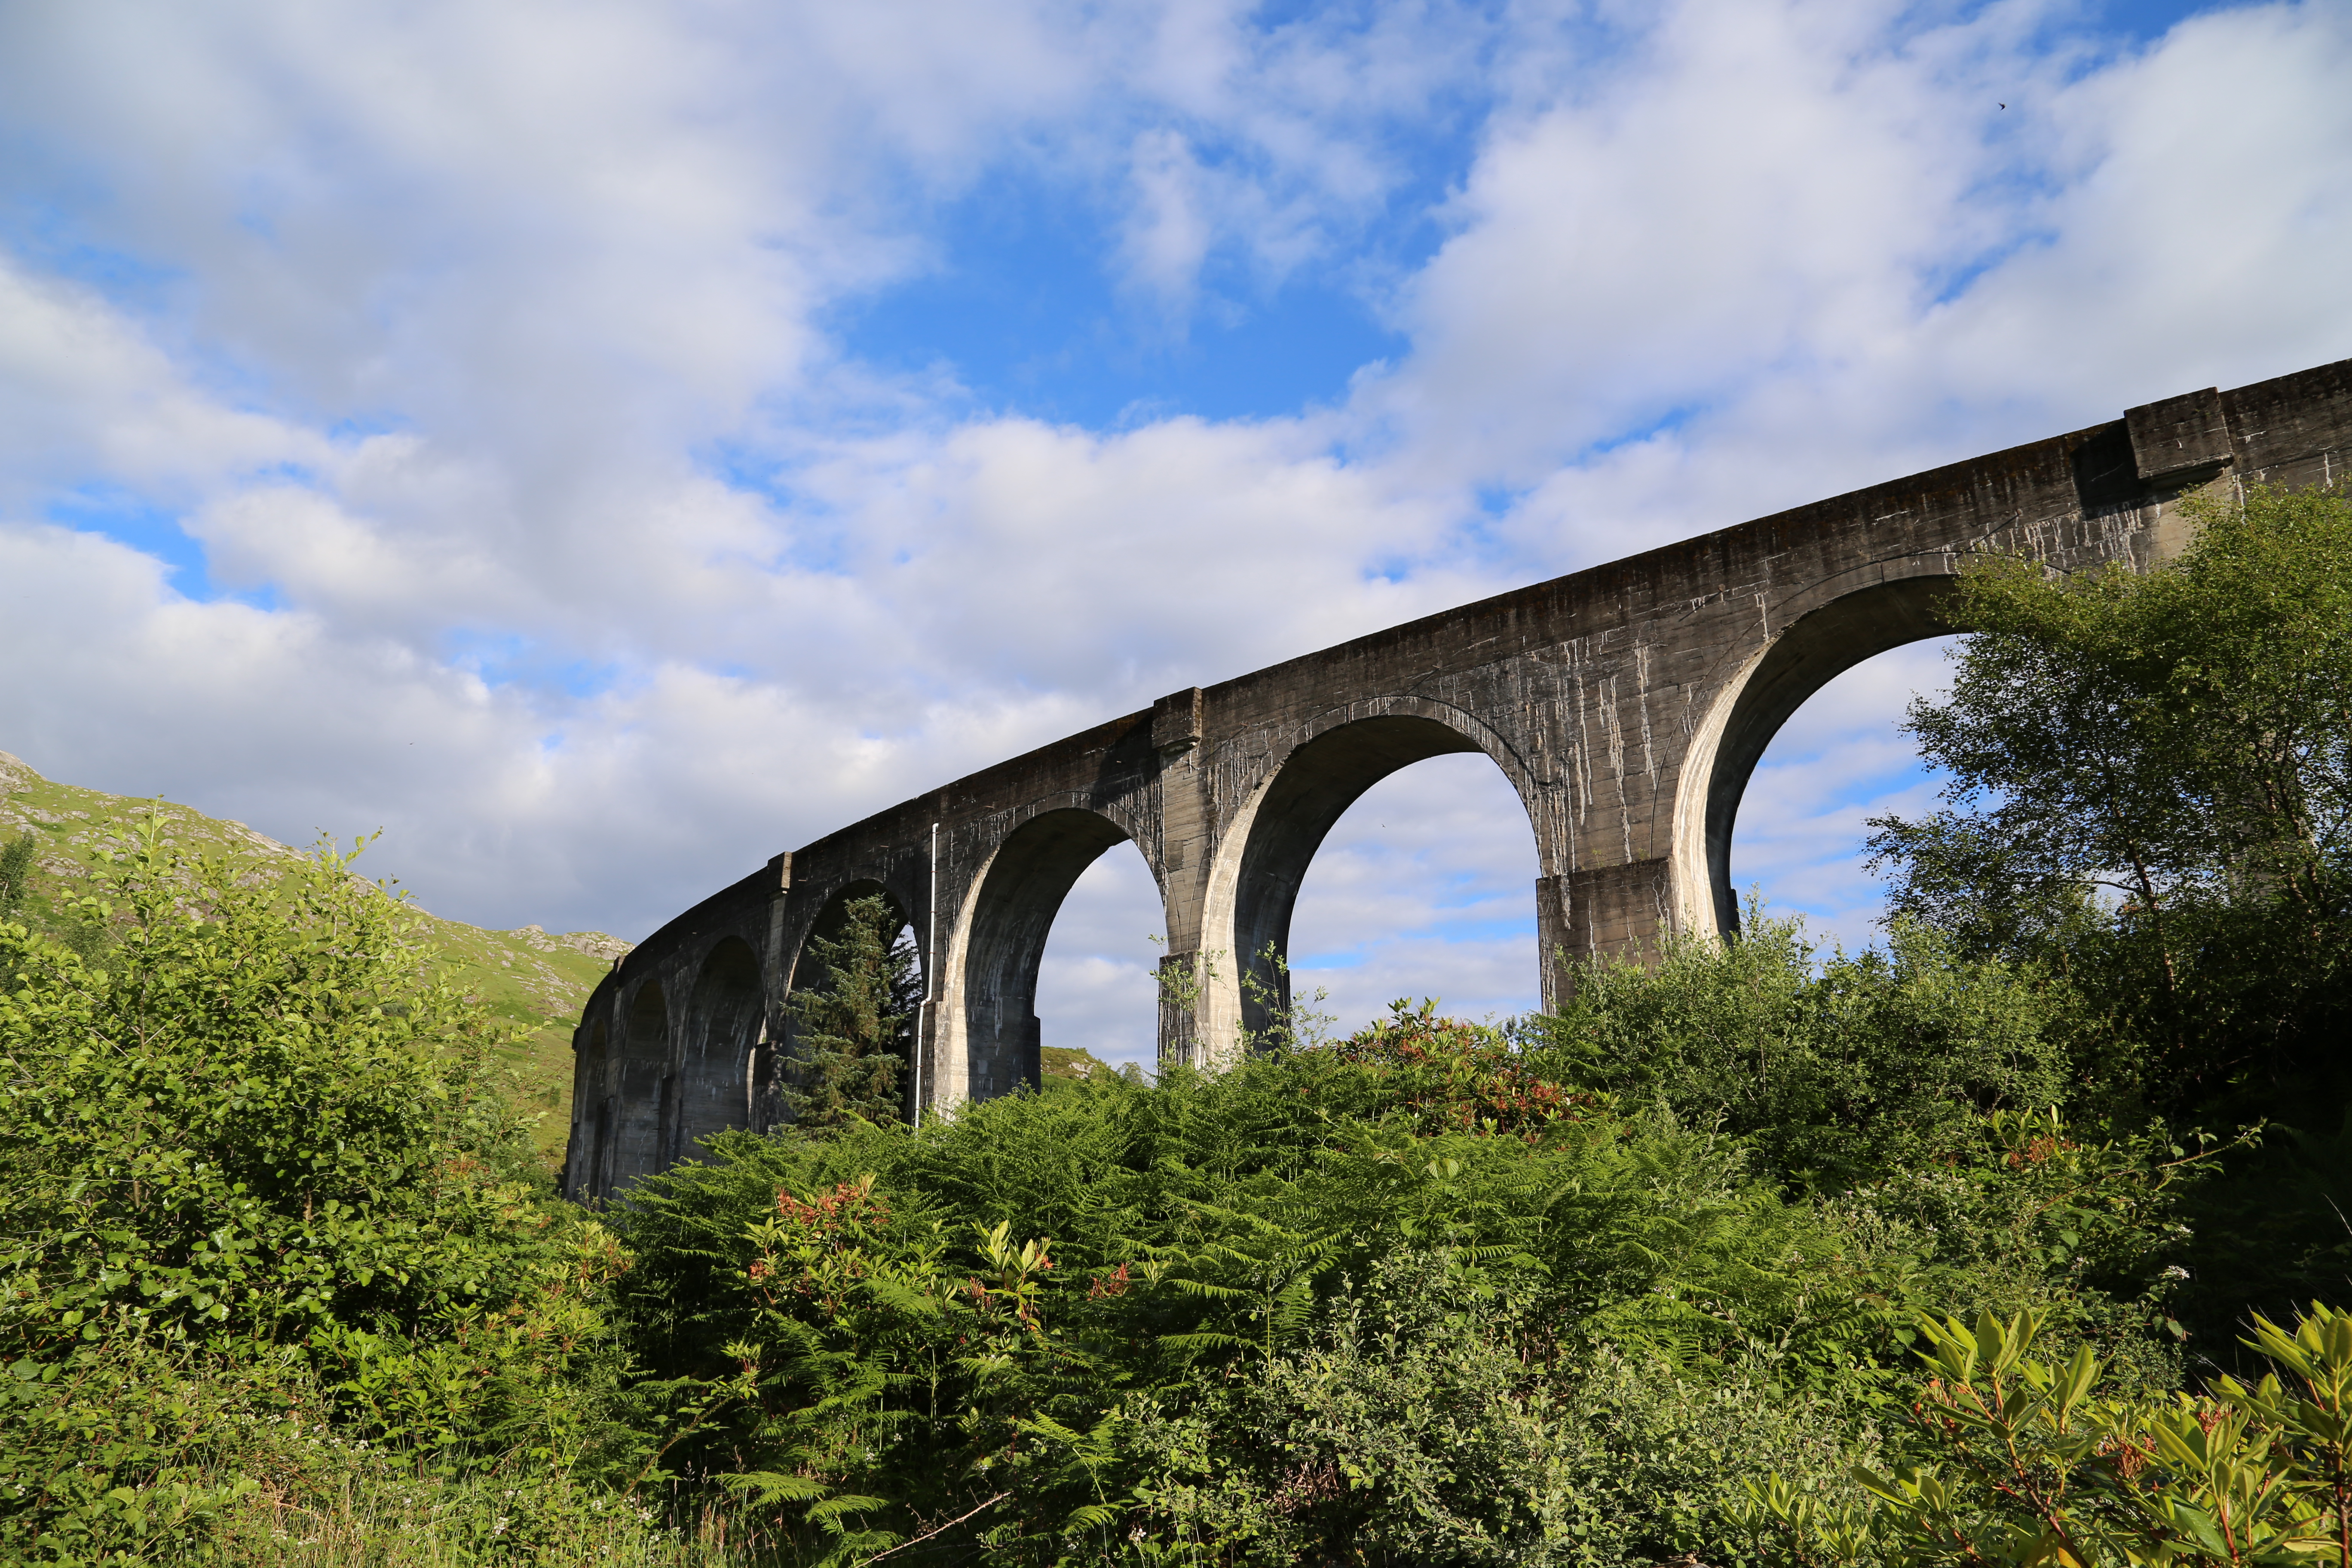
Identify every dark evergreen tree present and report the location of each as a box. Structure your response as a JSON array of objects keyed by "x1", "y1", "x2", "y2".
[{"x1": 782, "y1": 892, "x2": 922, "y2": 1130}]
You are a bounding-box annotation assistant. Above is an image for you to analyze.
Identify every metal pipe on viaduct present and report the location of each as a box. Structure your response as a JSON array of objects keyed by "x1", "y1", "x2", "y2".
[{"x1": 563, "y1": 356, "x2": 2352, "y2": 1203}]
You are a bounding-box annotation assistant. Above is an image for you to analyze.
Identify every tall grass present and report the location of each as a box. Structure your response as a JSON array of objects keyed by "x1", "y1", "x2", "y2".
[{"x1": 205, "y1": 1461, "x2": 761, "y2": 1566}]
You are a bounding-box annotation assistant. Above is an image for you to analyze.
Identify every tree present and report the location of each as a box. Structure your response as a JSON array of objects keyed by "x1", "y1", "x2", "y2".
[
  {"x1": 782, "y1": 893, "x2": 922, "y2": 1130},
  {"x1": 1868, "y1": 481, "x2": 2352, "y2": 1110},
  {"x1": 0, "y1": 814, "x2": 611, "y2": 1556},
  {"x1": 0, "y1": 830, "x2": 32, "y2": 914}
]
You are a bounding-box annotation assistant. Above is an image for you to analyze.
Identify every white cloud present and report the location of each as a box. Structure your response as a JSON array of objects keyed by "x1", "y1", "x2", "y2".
[
  {"x1": 1035, "y1": 842, "x2": 1164, "y2": 1067},
  {"x1": 1727, "y1": 639, "x2": 1960, "y2": 949},
  {"x1": 1289, "y1": 754, "x2": 1543, "y2": 1031},
  {"x1": 1121, "y1": 129, "x2": 1217, "y2": 311},
  {"x1": 0, "y1": 260, "x2": 322, "y2": 505},
  {"x1": 0, "y1": 0, "x2": 2344, "y2": 1024}
]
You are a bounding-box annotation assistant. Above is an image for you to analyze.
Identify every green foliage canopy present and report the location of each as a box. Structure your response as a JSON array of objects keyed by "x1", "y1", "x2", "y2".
[
  {"x1": 1528, "y1": 913, "x2": 2079, "y2": 1191},
  {"x1": 1869, "y1": 482, "x2": 2352, "y2": 1105},
  {"x1": 0, "y1": 818, "x2": 616, "y2": 1559},
  {"x1": 612, "y1": 986, "x2": 2204, "y2": 1565},
  {"x1": 0, "y1": 830, "x2": 32, "y2": 915}
]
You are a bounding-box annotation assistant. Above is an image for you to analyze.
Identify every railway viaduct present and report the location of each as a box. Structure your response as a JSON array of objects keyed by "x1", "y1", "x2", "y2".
[{"x1": 563, "y1": 357, "x2": 2352, "y2": 1202}]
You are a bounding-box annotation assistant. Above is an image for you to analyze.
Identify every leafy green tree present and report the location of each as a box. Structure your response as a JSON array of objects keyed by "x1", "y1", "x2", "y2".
[
  {"x1": 1868, "y1": 482, "x2": 2352, "y2": 1111},
  {"x1": 1530, "y1": 910, "x2": 2079, "y2": 1191},
  {"x1": 782, "y1": 892, "x2": 921, "y2": 1131},
  {"x1": 0, "y1": 814, "x2": 617, "y2": 1558},
  {"x1": 0, "y1": 830, "x2": 33, "y2": 914}
]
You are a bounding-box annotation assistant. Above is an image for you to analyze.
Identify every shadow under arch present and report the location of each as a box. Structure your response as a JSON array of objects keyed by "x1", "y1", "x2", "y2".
[
  {"x1": 605, "y1": 979, "x2": 668, "y2": 1196},
  {"x1": 1222, "y1": 710, "x2": 1536, "y2": 1044},
  {"x1": 679, "y1": 937, "x2": 763, "y2": 1158},
  {"x1": 570, "y1": 1018, "x2": 609, "y2": 1201},
  {"x1": 959, "y1": 807, "x2": 1148, "y2": 1101},
  {"x1": 777, "y1": 879, "x2": 920, "y2": 1124},
  {"x1": 1678, "y1": 570, "x2": 1959, "y2": 940}
]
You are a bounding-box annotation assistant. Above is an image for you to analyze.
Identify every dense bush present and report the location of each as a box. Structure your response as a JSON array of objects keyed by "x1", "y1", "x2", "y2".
[
  {"x1": 1527, "y1": 913, "x2": 2089, "y2": 1190},
  {"x1": 607, "y1": 986, "x2": 2210, "y2": 1565},
  {"x1": 0, "y1": 819, "x2": 624, "y2": 1562},
  {"x1": 1743, "y1": 1302, "x2": 2352, "y2": 1567},
  {"x1": 1870, "y1": 481, "x2": 2352, "y2": 1121},
  {"x1": 1122, "y1": 1251, "x2": 1877, "y2": 1567}
]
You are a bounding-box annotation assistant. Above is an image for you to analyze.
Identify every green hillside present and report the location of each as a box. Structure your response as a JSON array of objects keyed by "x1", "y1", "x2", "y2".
[
  {"x1": 0, "y1": 749, "x2": 625, "y2": 1165},
  {"x1": 0, "y1": 750, "x2": 1138, "y2": 1165},
  {"x1": 1041, "y1": 1042, "x2": 1129, "y2": 1084}
]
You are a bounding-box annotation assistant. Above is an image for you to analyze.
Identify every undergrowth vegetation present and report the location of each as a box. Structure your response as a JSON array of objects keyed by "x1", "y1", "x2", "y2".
[{"x1": 1, "y1": 483, "x2": 2346, "y2": 1564}]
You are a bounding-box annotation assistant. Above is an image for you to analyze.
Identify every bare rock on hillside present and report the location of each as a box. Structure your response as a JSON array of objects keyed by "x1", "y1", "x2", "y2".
[
  {"x1": 561, "y1": 931, "x2": 634, "y2": 962},
  {"x1": 217, "y1": 819, "x2": 300, "y2": 858},
  {"x1": 512, "y1": 924, "x2": 634, "y2": 962}
]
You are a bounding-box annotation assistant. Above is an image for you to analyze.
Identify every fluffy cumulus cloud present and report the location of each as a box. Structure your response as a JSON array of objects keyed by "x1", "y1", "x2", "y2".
[{"x1": 0, "y1": 0, "x2": 2347, "y2": 1065}]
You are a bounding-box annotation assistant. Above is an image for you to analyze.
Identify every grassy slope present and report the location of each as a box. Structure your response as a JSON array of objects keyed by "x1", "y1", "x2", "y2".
[
  {"x1": 0, "y1": 750, "x2": 627, "y2": 1165},
  {"x1": 1040, "y1": 1043, "x2": 1126, "y2": 1084},
  {"x1": 2, "y1": 750, "x2": 1129, "y2": 1155}
]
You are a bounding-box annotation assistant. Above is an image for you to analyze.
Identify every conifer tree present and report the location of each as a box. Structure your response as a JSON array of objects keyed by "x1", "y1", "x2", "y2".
[{"x1": 782, "y1": 892, "x2": 921, "y2": 1130}]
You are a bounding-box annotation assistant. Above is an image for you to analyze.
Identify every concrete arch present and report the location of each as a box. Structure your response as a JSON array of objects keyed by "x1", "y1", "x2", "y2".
[
  {"x1": 603, "y1": 979, "x2": 669, "y2": 1195},
  {"x1": 678, "y1": 937, "x2": 763, "y2": 1160},
  {"x1": 1208, "y1": 702, "x2": 1541, "y2": 1050},
  {"x1": 949, "y1": 806, "x2": 1151, "y2": 1102},
  {"x1": 570, "y1": 1019, "x2": 609, "y2": 1200},
  {"x1": 782, "y1": 878, "x2": 918, "y2": 995},
  {"x1": 1671, "y1": 567, "x2": 1959, "y2": 940}
]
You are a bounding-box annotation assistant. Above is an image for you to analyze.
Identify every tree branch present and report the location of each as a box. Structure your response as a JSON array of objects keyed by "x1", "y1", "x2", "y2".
[{"x1": 857, "y1": 1491, "x2": 1013, "y2": 1565}]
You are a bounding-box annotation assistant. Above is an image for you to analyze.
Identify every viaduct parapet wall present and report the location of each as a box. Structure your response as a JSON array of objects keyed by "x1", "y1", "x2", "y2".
[{"x1": 564, "y1": 358, "x2": 2352, "y2": 1202}]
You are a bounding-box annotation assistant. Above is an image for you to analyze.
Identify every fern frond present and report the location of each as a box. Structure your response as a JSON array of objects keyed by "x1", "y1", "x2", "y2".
[
  {"x1": 720, "y1": 1470, "x2": 833, "y2": 1505},
  {"x1": 1159, "y1": 1330, "x2": 1254, "y2": 1351}
]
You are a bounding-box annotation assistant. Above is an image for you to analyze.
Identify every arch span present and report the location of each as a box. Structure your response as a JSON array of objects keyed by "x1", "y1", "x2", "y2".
[
  {"x1": 1674, "y1": 572, "x2": 1957, "y2": 940},
  {"x1": 783, "y1": 879, "x2": 917, "y2": 995},
  {"x1": 680, "y1": 938, "x2": 763, "y2": 1158},
  {"x1": 1216, "y1": 709, "x2": 1537, "y2": 1047},
  {"x1": 956, "y1": 808, "x2": 1149, "y2": 1099},
  {"x1": 603, "y1": 980, "x2": 668, "y2": 1195},
  {"x1": 570, "y1": 1020, "x2": 609, "y2": 1199},
  {"x1": 775, "y1": 879, "x2": 919, "y2": 1124}
]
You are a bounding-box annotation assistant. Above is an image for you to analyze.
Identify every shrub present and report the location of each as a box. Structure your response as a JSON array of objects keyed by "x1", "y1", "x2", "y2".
[
  {"x1": 1124, "y1": 1249, "x2": 1883, "y2": 1567},
  {"x1": 0, "y1": 816, "x2": 622, "y2": 1561},
  {"x1": 1743, "y1": 1302, "x2": 2352, "y2": 1568},
  {"x1": 1528, "y1": 913, "x2": 2086, "y2": 1191},
  {"x1": 610, "y1": 996, "x2": 2202, "y2": 1564}
]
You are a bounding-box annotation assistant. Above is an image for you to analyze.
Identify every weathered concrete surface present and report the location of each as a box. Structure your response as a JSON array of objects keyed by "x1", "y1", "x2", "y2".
[{"x1": 564, "y1": 358, "x2": 2352, "y2": 1201}]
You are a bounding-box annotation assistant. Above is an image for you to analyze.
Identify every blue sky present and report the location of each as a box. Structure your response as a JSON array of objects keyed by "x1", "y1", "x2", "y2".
[{"x1": 0, "y1": 0, "x2": 2346, "y2": 1065}]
